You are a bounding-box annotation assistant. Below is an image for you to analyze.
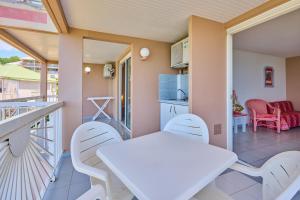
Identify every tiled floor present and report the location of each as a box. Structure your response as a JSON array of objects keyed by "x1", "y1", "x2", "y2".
[
  {"x1": 234, "y1": 126, "x2": 300, "y2": 167},
  {"x1": 43, "y1": 124, "x2": 300, "y2": 200},
  {"x1": 43, "y1": 156, "x2": 300, "y2": 200},
  {"x1": 43, "y1": 156, "x2": 91, "y2": 200}
]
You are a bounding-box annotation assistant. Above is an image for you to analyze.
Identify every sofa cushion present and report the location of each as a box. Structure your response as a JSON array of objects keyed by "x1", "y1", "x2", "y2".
[
  {"x1": 270, "y1": 101, "x2": 294, "y2": 113},
  {"x1": 281, "y1": 112, "x2": 300, "y2": 129}
]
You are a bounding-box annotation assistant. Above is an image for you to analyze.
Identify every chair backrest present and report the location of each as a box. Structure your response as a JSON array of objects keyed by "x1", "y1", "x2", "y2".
[
  {"x1": 246, "y1": 99, "x2": 269, "y2": 116},
  {"x1": 163, "y1": 114, "x2": 209, "y2": 144},
  {"x1": 261, "y1": 151, "x2": 300, "y2": 200},
  {"x1": 71, "y1": 121, "x2": 122, "y2": 171},
  {"x1": 270, "y1": 101, "x2": 295, "y2": 113}
]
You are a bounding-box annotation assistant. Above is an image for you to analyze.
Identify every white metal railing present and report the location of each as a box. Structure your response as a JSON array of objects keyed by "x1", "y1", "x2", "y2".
[
  {"x1": 0, "y1": 96, "x2": 43, "y2": 102},
  {"x1": 0, "y1": 96, "x2": 43, "y2": 121},
  {"x1": 0, "y1": 96, "x2": 58, "y2": 121},
  {"x1": 47, "y1": 95, "x2": 58, "y2": 103},
  {"x1": 0, "y1": 101, "x2": 64, "y2": 200}
]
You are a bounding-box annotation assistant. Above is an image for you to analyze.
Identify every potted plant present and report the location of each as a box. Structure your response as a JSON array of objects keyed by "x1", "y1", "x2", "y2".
[{"x1": 232, "y1": 90, "x2": 244, "y2": 115}]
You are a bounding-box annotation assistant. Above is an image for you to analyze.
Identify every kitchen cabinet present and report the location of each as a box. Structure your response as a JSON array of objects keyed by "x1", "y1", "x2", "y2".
[{"x1": 160, "y1": 102, "x2": 189, "y2": 130}]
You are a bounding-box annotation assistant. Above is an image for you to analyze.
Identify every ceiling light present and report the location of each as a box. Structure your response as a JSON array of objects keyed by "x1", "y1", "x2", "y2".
[{"x1": 84, "y1": 66, "x2": 91, "y2": 74}]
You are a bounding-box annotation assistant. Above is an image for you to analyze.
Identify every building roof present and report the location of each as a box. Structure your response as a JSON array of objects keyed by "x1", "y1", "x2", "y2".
[{"x1": 0, "y1": 63, "x2": 56, "y2": 83}]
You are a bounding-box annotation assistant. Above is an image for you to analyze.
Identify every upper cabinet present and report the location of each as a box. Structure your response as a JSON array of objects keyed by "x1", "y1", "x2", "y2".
[{"x1": 171, "y1": 37, "x2": 189, "y2": 69}]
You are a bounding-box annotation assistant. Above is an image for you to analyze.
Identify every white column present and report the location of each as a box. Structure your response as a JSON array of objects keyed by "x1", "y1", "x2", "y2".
[
  {"x1": 40, "y1": 62, "x2": 48, "y2": 101},
  {"x1": 58, "y1": 34, "x2": 83, "y2": 151}
]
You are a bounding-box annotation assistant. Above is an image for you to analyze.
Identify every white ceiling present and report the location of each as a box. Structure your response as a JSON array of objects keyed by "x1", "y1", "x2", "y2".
[
  {"x1": 233, "y1": 9, "x2": 300, "y2": 58},
  {"x1": 6, "y1": 30, "x2": 128, "y2": 64},
  {"x1": 83, "y1": 39, "x2": 128, "y2": 64},
  {"x1": 7, "y1": 29, "x2": 59, "y2": 61},
  {"x1": 61, "y1": 0, "x2": 267, "y2": 43}
]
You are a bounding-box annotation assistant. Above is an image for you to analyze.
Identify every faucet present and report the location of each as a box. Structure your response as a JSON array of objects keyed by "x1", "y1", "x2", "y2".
[{"x1": 177, "y1": 89, "x2": 188, "y2": 101}]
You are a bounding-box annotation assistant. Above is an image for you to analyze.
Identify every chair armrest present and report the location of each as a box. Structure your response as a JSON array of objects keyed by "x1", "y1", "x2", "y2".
[
  {"x1": 276, "y1": 175, "x2": 300, "y2": 200},
  {"x1": 230, "y1": 162, "x2": 262, "y2": 177},
  {"x1": 76, "y1": 163, "x2": 109, "y2": 182}
]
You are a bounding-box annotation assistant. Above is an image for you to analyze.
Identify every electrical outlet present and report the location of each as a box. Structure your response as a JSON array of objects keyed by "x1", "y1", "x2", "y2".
[{"x1": 214, "y1": 124, "x2": 222, "y2": 135}]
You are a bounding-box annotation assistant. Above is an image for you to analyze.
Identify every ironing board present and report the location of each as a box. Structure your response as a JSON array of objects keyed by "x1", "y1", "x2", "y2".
[{"x1": 87, "y1": 96, "x2": 114, "y2": 120}]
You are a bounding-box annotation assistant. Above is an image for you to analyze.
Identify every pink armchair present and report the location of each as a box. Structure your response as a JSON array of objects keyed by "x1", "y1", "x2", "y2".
[{"x1": 246, "y1": 99, "x2": 281, "y2": 133}]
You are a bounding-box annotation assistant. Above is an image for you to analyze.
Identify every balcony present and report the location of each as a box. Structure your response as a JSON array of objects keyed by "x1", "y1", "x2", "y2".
[{"x1": 0, "y1": 97, "x2": 63, "y2": 200}]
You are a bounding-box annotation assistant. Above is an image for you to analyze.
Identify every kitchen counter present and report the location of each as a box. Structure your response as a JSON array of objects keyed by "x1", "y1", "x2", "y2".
[{"x1": 159, "y1": 99, "x2": 189, "y2": 106}]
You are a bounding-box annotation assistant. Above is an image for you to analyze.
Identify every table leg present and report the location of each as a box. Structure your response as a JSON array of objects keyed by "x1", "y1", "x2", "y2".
[
  {"x1": 233, "y1": 121, "x2": 238, "y2": 134},
  {"x1": 242, "y1": 123, "x2": 246, "y2": 133}
]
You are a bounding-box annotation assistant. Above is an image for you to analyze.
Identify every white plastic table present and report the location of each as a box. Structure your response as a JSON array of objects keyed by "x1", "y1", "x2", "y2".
[
  {"x1": 96, "y1": 132, "x2": 237, "y2": 200},
  {"x1": 87, "y1": 96, "x2": 114, "y2": 120}
]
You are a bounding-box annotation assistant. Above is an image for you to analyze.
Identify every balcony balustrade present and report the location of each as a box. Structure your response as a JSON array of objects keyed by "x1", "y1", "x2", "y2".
[{"x1": 0, "y1": 100, "x2": 63, "y2": 200}]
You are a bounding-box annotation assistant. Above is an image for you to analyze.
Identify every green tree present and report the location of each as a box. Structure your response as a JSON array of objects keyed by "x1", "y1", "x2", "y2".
[{"x1": 0, "y1": 56, "x2": 20, "y2": 65}]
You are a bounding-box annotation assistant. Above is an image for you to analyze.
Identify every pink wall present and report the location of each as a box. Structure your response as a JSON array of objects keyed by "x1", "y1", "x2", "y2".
[
  {"x1": 82, "y1": 63, "x2": 113, "y2": 119},
  {"x1": 286, "y1": 56, "x2": 300, "y2": 110},
  {"x1": 58, "y1": 33, "x2": 83, "y2": 151},
  {"x1": 59, "y1": 28, "x2": 174, "y2": 149},
  {"x1": 131, "y1": 41, "x2": 175, "y2": 137},
  {"x1": 189, "y1": 16, "x2": 227, "y2": 148}
]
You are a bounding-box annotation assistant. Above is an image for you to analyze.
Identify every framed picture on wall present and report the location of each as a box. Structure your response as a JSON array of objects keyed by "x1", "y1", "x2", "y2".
[{"x1": 265, "y1": 66, "x2": 274, "y2": 87}]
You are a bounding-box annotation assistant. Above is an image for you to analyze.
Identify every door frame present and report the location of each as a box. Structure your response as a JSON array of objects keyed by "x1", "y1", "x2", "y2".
[
  {"x1": 226, "y1": 0, "x2": 300, "y2": 150},
  {"x1": 118, "y1": 53, "x2": 132, "y2": 130}
]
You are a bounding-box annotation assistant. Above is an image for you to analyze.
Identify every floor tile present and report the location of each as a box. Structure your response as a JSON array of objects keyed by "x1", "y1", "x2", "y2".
[
  {"x1": 239, "y1": 183, "x2": 262, "y2": 199},
  {"x1": 67, "y1": 182, "x2": 91, "y2": 200},
  {"x1": 71, "y1": 170, "x2": 90, "y2": 185},
  {"x1": 216, "y1": 171, "x2": 257, "y2": 195},
  {"x1": 234, "y1": 127, "x2": 300, "y2": 165},
  {"x1": 47, "y1": 170, "x2": 73, "y2": 190},
  {"x1": 231, "y1": 190, "x2": 258, "y2": 200},
  {"x1": 292, "y1": 191, "x2": 300, "y2": 200},
  {"x1": 59, "y1": 157, "x2": 75, "y2": 175},
  {"x1": 43, "y1": 185, "x2": 69, "y2": 200}
]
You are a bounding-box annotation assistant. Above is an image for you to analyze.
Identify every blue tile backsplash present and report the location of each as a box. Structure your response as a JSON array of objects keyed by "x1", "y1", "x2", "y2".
[
  {"x1": 159, "y1": 74, "x2": 189, "y2": 100},
  {"x1": 159, "y1": 74, "x2": 177, "y2": 100}
]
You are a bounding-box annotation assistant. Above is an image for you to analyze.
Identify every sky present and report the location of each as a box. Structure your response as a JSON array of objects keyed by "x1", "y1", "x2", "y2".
[{"x1": 0, "y1": 40, "x2": 27, "y2": 58}]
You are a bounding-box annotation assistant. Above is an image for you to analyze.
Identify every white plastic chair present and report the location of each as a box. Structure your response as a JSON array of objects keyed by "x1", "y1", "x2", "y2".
[
  {"x1": 231, "y1": 151, "x2": 300, "y2": 200},
  {"x1": 163, "y1": 113, "x2": 209, "y2": 144},
  {"x1": 71, "y1": 121, "x2": 133, "y2": 200},
  {"x1": 164, "y1": 114, "x2": 232, "y2": 200}
]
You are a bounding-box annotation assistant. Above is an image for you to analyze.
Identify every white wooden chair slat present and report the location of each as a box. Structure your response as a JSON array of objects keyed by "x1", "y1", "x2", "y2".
[
  {"x1": 231, "y1": 151, "x2": 300, "y2": 200},
  {"x1": 71, "y1": 121, "x2": 133, "y2": 200},
  {"x1": 84, "y1": 154, "x2": 102, "y2": 166},
  {"x1": 80, "y1": 134, "x2": 116, "y2": 152},
  {"x1": 163, "y1": 114, "x2": 209, "y2": 144},
  {"x1": 80, "y1": 138, "x2": 117, "y2": 162}
]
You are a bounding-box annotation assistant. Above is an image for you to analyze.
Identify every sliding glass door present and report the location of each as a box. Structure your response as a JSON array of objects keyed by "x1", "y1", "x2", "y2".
[{"x1": 119, "y1": 57, "x2": 131, "y2": 130}]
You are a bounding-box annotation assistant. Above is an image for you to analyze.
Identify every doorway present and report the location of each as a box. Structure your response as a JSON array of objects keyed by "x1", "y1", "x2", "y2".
[
  {"x1": 226, "y1": 2, "x2": 300, "y2": 154},
  {"x1": 119, "y1": 56, "x2": 131, "y2": 130}
]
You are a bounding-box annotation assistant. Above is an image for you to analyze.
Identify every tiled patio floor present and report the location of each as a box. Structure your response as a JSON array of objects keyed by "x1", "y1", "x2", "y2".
[
  {"x1": 44, "y1": 156, "x2": 300, "y2": 200},
  {"x1": 234, "y1": 126, "x2": 300, "y2": 167},
  {"x1": 43, "y1": 126, "x2": 300, "y2": 200},
  {"x1": 43, "y1": 156, "x2": 91, "y2": 200},
  {"x1": 42, "y1": 155, "x2": 300, "y2": 200}
]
